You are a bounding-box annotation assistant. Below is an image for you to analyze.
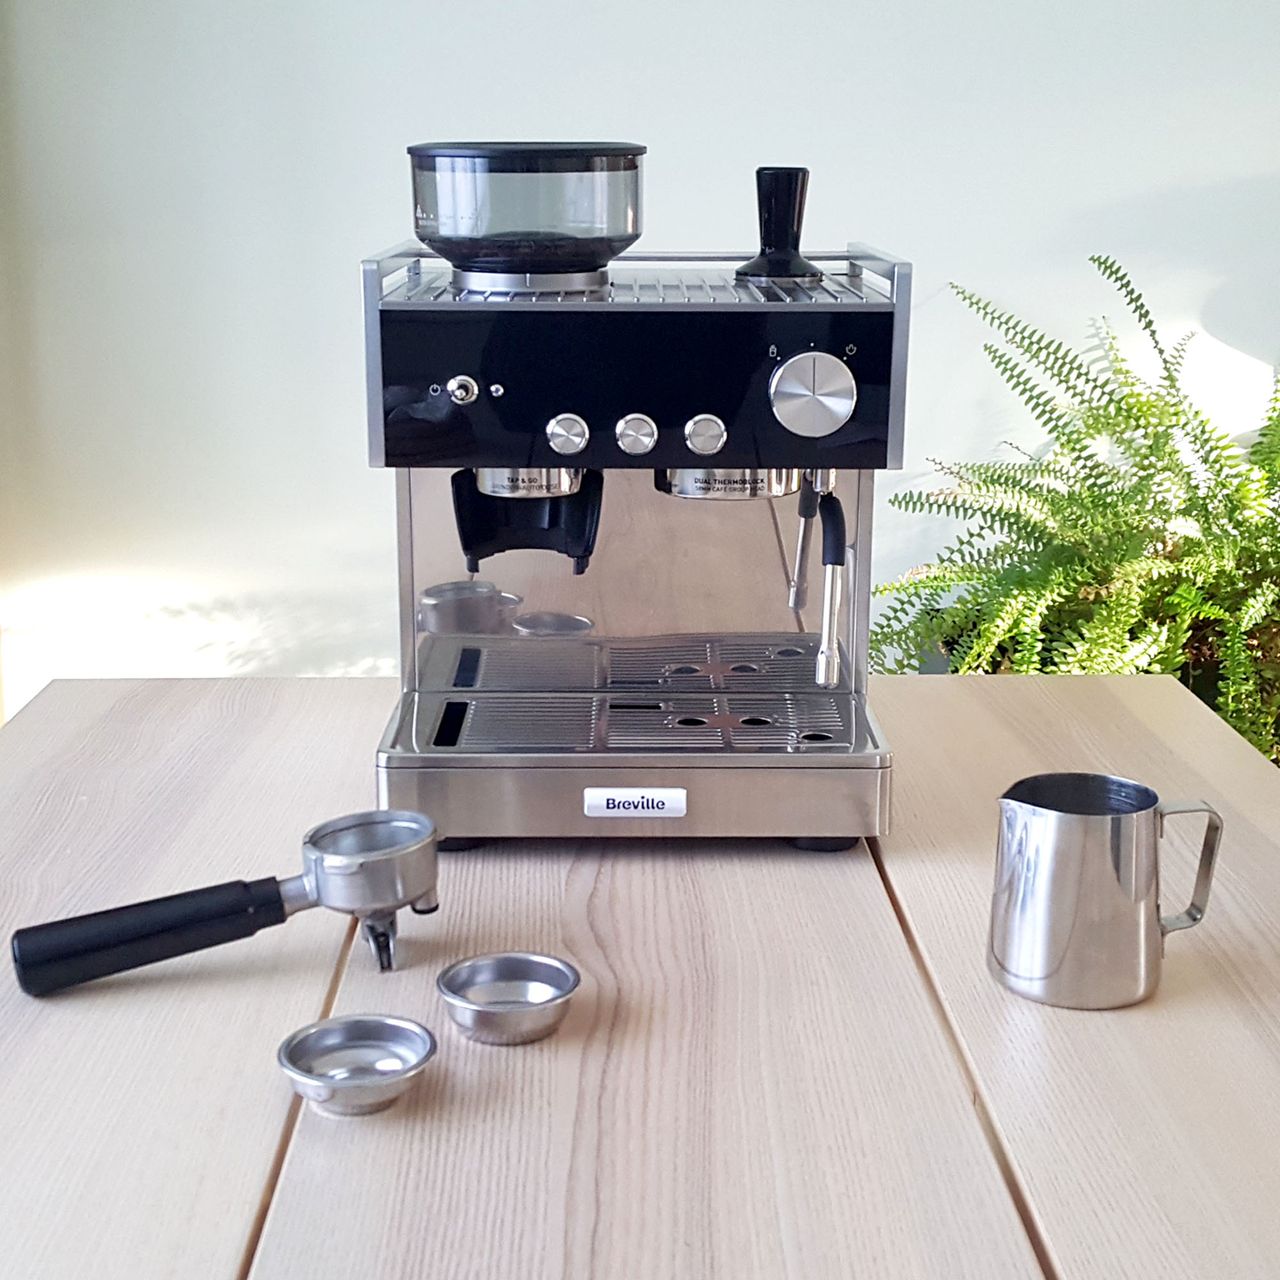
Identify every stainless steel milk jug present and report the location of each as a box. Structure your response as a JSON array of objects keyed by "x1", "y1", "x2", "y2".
[{"x1": 988, "y1": 773, "x2": 1223, "y2": 1009}]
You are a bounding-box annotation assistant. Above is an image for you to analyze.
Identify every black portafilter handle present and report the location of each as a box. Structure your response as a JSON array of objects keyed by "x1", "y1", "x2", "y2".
[
  {"x1": 736, "y1": 167, "x2": 823, "y2": 283},
  {"x1": 11, "y1": 878, "x2": 287, "y2": 997}
]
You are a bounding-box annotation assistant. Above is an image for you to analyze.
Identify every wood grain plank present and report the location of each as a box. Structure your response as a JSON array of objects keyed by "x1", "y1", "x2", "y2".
[
  {"x1": 872, "y1": 674, "x2": 1280, "y2": 1280},
  {"x1": 250, "y1": 841, "x2": 1041, "y2": 1280},
  {"x1": 0, "y1": 677, "x2": 398, "y2": 1280}
]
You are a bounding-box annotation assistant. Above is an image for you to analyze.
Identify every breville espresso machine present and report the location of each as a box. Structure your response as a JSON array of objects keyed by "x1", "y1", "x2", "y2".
[{"x1": 363, "y1": 143, "x2": 910, "y2": 848}]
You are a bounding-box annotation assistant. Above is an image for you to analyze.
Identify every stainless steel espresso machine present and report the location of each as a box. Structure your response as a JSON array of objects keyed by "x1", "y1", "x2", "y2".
[{"x1": 362, "y1": 142, "x2": 909, "y2": 849}]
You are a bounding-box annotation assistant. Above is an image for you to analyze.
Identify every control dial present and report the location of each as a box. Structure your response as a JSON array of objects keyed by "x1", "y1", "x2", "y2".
[
  {"x1": 684, "y1": 414, "x2": 727, "y2": 456},
  {"x1": 546, "y1": 413, "x2": 590, "y2": 455},
  {"x1": 446, "y1": 374, "x2": 479, "y2": 405},
  {"x1": 616, "y1": 414, "x2": 658, "y2": 456},
  {"x1": 769, "y1": 352, "x2": 857, "y2": 437}
]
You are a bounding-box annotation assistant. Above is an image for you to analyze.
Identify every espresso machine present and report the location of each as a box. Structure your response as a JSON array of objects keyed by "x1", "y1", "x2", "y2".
[{"x1": 362, "y1": 143, "x2": 910, "y2": 848}]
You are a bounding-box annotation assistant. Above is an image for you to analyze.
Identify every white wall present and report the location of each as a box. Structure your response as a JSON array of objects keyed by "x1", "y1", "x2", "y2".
[{"x1": 2, "y1": 0, "x2": 1277, "y2": 714}]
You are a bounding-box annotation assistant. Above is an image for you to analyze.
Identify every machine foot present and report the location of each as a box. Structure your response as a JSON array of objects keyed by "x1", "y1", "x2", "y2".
[{"x1": 789, "y1": 837, "x2": 862, "y2": 852}]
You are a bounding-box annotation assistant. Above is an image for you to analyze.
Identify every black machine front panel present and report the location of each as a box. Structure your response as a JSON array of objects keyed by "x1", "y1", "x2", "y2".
[{"x1": 378, "y1": 308, "x2": 897, "y2": 470}]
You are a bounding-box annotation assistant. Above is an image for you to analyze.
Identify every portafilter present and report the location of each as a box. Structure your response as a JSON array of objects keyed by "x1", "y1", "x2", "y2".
[{"x1": 11, "y1": 809, "x2": 439, "y2": 997}]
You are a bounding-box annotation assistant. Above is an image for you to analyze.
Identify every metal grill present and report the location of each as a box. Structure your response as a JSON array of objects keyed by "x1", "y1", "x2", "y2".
[
  {"x1": 717, "y1": 640, "x2": 820, "y2": 690},
  {"x1": 604, "y1": 694, "x2": 849, "y2": 750},
  {"x1": 606, "y1": 636, "x2": 827, "y2": 692},
  {"x1": 451, "y1": 697, "x2": 599, "y2": 750},
  {"x1": 432, "y1": 693, "x2": 851, "y2": 753},
  {"x1": 470, "y1": 643, "x2": 600, "y2": 690},
  {"x1": 427, "y1": 634, "x2": 839, "y2": 694},
  {"x1": 386, "y1": 267, "x2": 876, "y2": 308},
  {"x1": 607, "y1": 638, "x2": 715, "y2": 689}
]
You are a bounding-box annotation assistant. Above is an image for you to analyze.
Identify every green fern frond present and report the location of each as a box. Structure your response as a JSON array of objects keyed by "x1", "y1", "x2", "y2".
[
  {"x1": 872, "y1": 259, "x2": 1280, "y2": 762},
  {"x1": 1240, "y1": 581, "x2": 1280, "y2": 631},
  {"x1": 951, "y1": 589, "x2": 1030, "y2": 673},
  {"x1": 1215, "y1": 621, "x2": 1273, "y2": 752},
  {"x1": 1088, "y1": 316, "x2": 1144, "y2": 394},
  {"x1": 1250, "y1": 369, "x2": 1280, "y2": 480},
  {"x1": 1166, "y1": 330, "x2": 1196, "y2": 378},
  {"x1": 950, "y1": 284, "x2": 1119, "y2": 408},
  {"x1": 981, "y1": 346, "x2": 1083, "y2": 442},
  {"x1": 1089, "y1": 255, "x2": 1170, "y2": 373}
]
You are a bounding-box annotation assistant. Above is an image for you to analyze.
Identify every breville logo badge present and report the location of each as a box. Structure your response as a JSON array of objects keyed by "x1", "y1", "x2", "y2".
[
  {"x1": 605, "y1": 796, "x2": 665, "y2": 811},
  {"x1": 584, "y1": 787, "x2": 687, "y2": 818}
]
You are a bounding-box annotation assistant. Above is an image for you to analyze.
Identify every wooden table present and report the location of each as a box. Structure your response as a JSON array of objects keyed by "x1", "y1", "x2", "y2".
[{"x1": 3, "y1": 676, "x2": 1278, "y2": 1279}]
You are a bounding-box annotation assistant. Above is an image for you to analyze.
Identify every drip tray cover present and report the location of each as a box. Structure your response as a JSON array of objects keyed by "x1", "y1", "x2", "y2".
[
  {"x1": 390, "y1": 633, "x2": 880, "y2": 766},
  {"x1": 398, "y1": 692, "x2": 860, "y2": 757},
  {"x1": 383, "y1": 689, "x2": 886, "y2": 766},
  {"x1": 416, "y1": 632, "x2": 844, "y2": 694}
]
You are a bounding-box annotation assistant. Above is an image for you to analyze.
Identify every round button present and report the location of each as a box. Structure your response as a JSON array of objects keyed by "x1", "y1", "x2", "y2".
[
  {"x1": 615, "y1": 413, "x2": 658, "y2": 456},
  {"x1": 546, "y1": 413, "x2": 590, "y2": 456},
  {"x1": 684, "y1": 414, "x2": 727, "y2": 456},
  {"x1": 446, "y1": 374, "x2": 479, "y2": 405},
  {"x1": 768, "y1": 352, "x2": 857, "y2": 437}
]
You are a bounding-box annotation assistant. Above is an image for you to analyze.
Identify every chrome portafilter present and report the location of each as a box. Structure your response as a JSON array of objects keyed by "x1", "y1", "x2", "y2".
[
  {"x1": 291, "y1": 810, "x2": 439, "y2": 970},
  {"x1": 11, "y1": 810, "x2": 439, "y2": 996}
]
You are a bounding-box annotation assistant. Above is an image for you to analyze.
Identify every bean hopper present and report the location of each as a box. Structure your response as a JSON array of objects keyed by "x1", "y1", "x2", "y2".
[{"x1": 364, "y1": 143, "x2": 910, "y2": 848}]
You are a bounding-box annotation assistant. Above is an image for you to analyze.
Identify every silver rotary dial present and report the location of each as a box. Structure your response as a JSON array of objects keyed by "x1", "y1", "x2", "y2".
[
  {"x1": 615, "y1": 413, "x2": 658, "y2": 455},
  {"x1": 545, "y1": 413, "x2": 590, "y2": 456},
  {"x1": 768, "y1": 352, "x2": 857, "y2": 437},
  {"x1": 684, "y1": 414, "x2": 727, "y2": 456}
]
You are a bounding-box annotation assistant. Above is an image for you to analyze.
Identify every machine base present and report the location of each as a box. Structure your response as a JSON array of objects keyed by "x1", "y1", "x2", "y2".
[
  {"x1": 378, "y1": 760, "x2": 890, "y2": 842},
  {"x1": 376, "y1": 637, "x2": 892, "y2": 842}
]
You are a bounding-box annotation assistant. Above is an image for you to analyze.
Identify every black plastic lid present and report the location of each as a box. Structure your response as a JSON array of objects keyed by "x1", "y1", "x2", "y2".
[{"x1": 408, "y1": 141, "x2": 646, "y2": 173}]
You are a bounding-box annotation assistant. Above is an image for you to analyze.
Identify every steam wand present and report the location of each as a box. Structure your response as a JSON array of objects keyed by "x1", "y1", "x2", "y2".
[
  {"x1": 815, "y1": 492, "x2": 846, "y2": 689},
  {"x1": 787, "y1": 470, "x2": 838, "y2": 611},
  {"x1": 787, "y1": 477, "x2": 818, "y2": 611}
]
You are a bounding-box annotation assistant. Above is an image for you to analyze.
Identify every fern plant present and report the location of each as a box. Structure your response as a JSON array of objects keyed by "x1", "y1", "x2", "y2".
[{"x1": 870, "y1": 256, "x2": 1280, "y2": 761}]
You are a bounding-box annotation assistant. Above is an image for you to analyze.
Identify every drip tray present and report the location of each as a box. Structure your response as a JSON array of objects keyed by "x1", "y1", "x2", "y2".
[
  {"x1": 392, "y1": 691, "x2": 872, "y2": 760},
  {"x1": 393, "y1": 633, "x2": 880, "y2": 766}
]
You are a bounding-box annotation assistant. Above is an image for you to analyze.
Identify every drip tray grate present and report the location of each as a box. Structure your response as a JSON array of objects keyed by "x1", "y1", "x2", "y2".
[
  {"x1": 605, "y1": 694, "x2": 847, "y2": 749},
  {"x1": 423, "y1": 693, "x2": 853, "y2": 754},
  {"x1": 418, "y1": 633, "x2": 840, "y2": 695},
  {"x1": 466, "y1": 643, "x2": 601, "y2": 690},
  {"x1": 444, "y1": 697, "x2": 600, "y2": 750}
]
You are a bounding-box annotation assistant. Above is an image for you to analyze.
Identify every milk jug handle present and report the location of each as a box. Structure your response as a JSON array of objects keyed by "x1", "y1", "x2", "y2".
[{"x1": 1158, "y1": 801, "x2": 1224, "y2": 935}]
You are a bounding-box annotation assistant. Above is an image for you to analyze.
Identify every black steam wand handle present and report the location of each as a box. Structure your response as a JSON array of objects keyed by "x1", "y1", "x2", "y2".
[
  {"x1": 11, "y1": 878, "x2": 287, "y2": 997},
  {"x1": 737, "y1": 168, "x2": 823, "y2": 282},
  {"x1": 819, "y1": 491, "x2": 847, "y2": 566}
]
